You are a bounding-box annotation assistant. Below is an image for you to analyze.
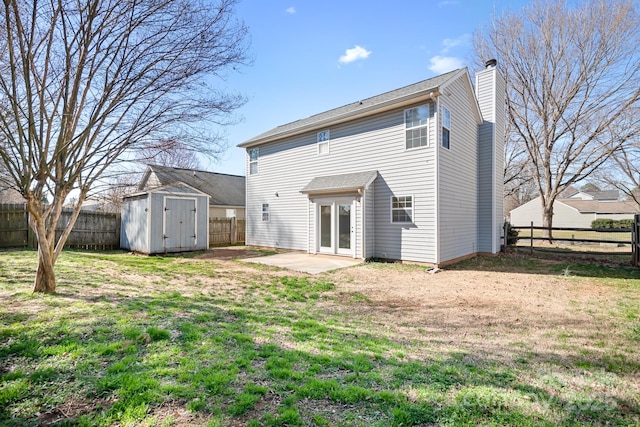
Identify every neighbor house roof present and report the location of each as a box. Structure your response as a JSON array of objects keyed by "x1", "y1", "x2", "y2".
[
  {"x1": 560, "y1": 199, "x2": 638, "y2": 214},
  {"x1": 139, "y1": 165, "x2": 245, "y2": 207},
  {"x1": 239, "y1": 68, "x2": 476, "y2": 148},
  {"x1": 300, "y1": 170, "x2": 378, "y2": 195},
  {"x1": 567, "y1": 190, "x2": 620, "y2": 201}
]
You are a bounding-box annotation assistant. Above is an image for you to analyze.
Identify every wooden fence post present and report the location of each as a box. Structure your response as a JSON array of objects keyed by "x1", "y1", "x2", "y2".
[
  {"x1": 230, "y1": 217, "x2": 236, "y2": 245},
  {"x1": 530, "y1": 221, "x2": 534, "y2": 255},
  {"x1": 633, "y1": 214, "x2": 640, "y2": 267}
]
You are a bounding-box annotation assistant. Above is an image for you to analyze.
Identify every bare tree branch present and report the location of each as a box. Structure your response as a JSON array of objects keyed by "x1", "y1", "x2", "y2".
[{"x1": 475, "y1": 0, "x2": 640, "y2": 237}]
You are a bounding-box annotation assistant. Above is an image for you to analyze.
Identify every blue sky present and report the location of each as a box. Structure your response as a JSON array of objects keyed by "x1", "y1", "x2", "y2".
[{"x1": 209, "y1": 0, "x2": 529, "y2": 176}]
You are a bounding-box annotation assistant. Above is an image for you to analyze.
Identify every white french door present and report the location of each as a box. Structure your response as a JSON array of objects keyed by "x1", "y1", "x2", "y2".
[{"x1": 318, "y1": 200, "x2": 353, "y2": 256}]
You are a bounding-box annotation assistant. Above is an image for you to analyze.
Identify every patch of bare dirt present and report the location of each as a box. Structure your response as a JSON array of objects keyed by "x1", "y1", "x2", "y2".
[{"x1": 322, "y1": 262, "x2": 625, "y2": 362}]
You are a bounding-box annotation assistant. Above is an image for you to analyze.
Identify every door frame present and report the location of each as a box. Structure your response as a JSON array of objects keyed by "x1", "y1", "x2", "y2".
[
  {"x1": 315, "y1": 197, "x2": 355, "y2": 257},
  {"x1": 162, "y1": 196, "x2": 198, "y2": 251}
]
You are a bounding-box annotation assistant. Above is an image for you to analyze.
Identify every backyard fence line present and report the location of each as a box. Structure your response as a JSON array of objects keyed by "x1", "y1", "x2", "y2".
[
  {"x1": 0, "y1": 203, "x2": 120, "y2": 250},
  {"x1": 209, "y1": 217, "x2": 245, "y2": 246},
  {"x1": 506, "y1": 215, "x2": 640, "y2": 266}
]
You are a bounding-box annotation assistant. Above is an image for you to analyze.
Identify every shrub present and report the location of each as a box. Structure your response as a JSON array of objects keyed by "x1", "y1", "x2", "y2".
[
  {"x1": 504, "y1": 221, "x2": 519, "y2": 246},
  {"x1": 617, "y1": 219, "x2": 634, "y2": 229},
  {"x1": 591, "y1": 218, "x2": 616, "y2": 229},
  {"x1": 591, "y1": 218, "x2": 634, "y2": 230}
]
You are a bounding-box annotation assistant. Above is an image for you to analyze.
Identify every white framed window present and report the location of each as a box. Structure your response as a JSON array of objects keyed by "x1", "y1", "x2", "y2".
[
  {"x1": 405, "y1": 105, "x2": 428, "y2": 149},
  {"x1": 442, "y1": 106, "x2": 451, "y2": 149},
  {"x1": 262, "y1": 203, "x2": 270, "y2": 222},
  {"x1": 249, "y1": 148, "x2": 259, "y2": 175},
  {"x1": 317, "y1": 130, "x2": 330, "y2": 155},
  {"x1": 391, "y1": 196, "x2": 413, "y2": 223}
]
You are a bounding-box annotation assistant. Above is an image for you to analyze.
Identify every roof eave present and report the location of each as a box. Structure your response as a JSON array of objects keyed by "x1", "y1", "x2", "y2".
[{"x1": 238, "y1": 90, "x2": 442, "y2": 148}]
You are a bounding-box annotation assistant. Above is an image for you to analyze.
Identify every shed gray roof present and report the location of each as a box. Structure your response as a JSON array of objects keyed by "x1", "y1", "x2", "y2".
[
  {"x1": 300, "y1": 170, "x2": 378, "y2": 194},
  {"x1": 139, "y1": 165, "x2": 245, "y2": 207},
  {"x1": 239, "y1": 68, "x2": 466, "y2": 148}
]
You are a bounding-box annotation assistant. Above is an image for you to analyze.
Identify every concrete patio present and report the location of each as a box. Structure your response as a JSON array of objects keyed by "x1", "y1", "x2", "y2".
[{"x1": 240, "y1": 252, "x2": 362, "y2": 274}]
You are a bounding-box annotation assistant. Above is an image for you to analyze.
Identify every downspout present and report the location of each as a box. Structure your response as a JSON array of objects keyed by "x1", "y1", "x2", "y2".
[{"x1": 433, "y1": 93, "x2": 440, "y2": 265}]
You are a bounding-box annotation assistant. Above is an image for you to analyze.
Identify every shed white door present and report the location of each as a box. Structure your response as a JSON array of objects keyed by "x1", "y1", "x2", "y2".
[{"x1": 163, "y1": 197, "x2": 197, "y2": 251}]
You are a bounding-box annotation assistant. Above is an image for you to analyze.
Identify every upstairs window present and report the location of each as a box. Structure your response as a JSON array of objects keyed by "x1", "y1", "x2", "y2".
[
  {"x1": 317, "y1": 130, "x2": 330, "y2": 155},
  {"x1": 405, "y1": 105, "x2": 428, "y2": 149},
  {"x1": 391, "y1": 196, "x2": 413, "y2": 223},
  {"x1": 262, "y1": 203, "x2": 270, "y2": 222},
  {"x1": 442, "y1": 106, "x2": 451, "y2": 149},
  {"x1": 249, "y1": 148, "x2": 259, "y2": 175}
]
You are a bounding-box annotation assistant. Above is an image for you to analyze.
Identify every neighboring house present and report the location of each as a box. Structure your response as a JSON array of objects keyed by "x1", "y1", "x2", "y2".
[
  {"x1": 510, "y1": 197, "x2": 639, "y2": 228},
  {"x1": 238, "y1": 62, "x2": 505, "y2": 265},
  {"x1": 138, "y1": 164, "x2": 246, "y2": 219}
]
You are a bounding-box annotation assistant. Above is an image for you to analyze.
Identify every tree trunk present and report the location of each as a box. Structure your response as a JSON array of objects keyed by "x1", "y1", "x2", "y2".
[
  {"x1": 542, "y1": 203, "x2": 554, "y2": 241},
  {"x1": 30, "y1": 212, "x2": 58, "y2": 294},
  {"x1": 33, "y1": 254, "x2": 56, "y2": 293}
]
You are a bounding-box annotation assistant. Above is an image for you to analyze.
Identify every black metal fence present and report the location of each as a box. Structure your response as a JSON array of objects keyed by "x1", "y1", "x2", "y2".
[{"x1": 507, "y1": 214, "x2": 640, "y2": 266}]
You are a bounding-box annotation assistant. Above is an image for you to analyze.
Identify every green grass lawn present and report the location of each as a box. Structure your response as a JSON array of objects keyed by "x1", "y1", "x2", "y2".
[{"x1": 0, "y1": 249, "x2": 639, "y2": 426}]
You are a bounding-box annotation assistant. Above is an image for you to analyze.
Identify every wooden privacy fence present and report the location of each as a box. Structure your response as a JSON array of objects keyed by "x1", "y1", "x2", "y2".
[
  {"x1": 209, "y1": 217, "x2": 245, "y2": 246},
  {"x1": 0, "y1": 203, "x2": 120, "y2": 250}
]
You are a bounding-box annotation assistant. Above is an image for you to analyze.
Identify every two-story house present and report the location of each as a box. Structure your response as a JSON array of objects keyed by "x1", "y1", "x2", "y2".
[{"x1": 239, "y1": 61, "x2": 505, "y2": 265}]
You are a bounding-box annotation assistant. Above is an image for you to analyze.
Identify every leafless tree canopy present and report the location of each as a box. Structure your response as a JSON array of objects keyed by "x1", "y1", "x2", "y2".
[
  {"x1": 475, "y1": 0, "x2": 640, "y2": 230},
  {"x1": 136, "y1": 138, "x2": 202, "y2": 170},
  {"x1": 0, "y1": 0, "x2": 249, "y2": 292}
]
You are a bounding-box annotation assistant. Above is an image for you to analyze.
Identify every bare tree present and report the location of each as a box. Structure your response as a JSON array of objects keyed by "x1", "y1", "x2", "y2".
[
  {"x1": 0, "y1": 0, "x2": 249, "y2": 293},
  {"x1": 475, "y1": 0, "x2": 640, "y2": 237},
  {"x1": 136, "y1": 138, "x2": 203, "y2": 170},
  {"x1": 601, "y1": 140, "x2": 640, "y2": 207}
]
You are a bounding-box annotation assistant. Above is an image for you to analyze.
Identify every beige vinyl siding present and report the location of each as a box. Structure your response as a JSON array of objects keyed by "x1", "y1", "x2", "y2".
[
  {"x1": 246, "y1": 104, "x2": 438, "y2": 262},
  {"x1": 438, "y1": 77, "x2": 480, "y2": 262}
]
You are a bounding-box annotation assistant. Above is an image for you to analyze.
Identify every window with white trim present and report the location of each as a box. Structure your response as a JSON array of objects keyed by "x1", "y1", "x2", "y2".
[
  {"x1": 249, "y1": 148, "x2": 259, "y2": 175},
  {"x1": 405, "y1": 105, "x2": 428, "y2": 149},
  {"x1": 317, "y1": 130, "x2": 330, "y2": 154},
  {"x1": 391, "y1": 196, "x2": 413, "y2": 223},
  {"x1": 262, "y1": 203, "x2": 270, "y2": 222},
  {"x1": 442, "y1": 106, "x2": 451, "y2": 149}
]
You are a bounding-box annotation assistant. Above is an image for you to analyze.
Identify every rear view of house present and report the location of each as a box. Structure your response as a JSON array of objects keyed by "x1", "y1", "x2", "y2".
[{"x1": 239, "y1": 62, "x2": 505, "y2": 265}]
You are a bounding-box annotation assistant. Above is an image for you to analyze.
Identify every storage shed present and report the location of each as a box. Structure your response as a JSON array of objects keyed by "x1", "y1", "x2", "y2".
[{"x1": 121, "y1": 183, "x2": 209, "y2": 254}]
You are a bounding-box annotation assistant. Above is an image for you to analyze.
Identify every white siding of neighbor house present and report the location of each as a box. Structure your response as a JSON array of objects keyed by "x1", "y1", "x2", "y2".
[
  {"x1": 364, "y1": 188, "x2": 375, "y2": 258},
  {"x1": 437, "y1": 76, "x2": 481, "y2": 263},
  {"x1": 510, "y1": 198, "x2": 636, "y2": 228},
  {"x1": 246, "y1": 102, "x2": 438, "y2": 263},
  {"x1": 209, "y1": 206, "x2": 246, "y2": 219},
  {"x1": 476, "y1": 65, "x2": 505, "y2": 253}
]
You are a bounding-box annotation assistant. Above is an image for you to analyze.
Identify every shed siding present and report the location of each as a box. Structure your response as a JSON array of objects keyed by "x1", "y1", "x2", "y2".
[
  {"x1": 246, "y1": 103, "x2": 438, "y2": 263},
  {"x1": 120, "y1": 195, "x2": 149, "y2": 252},
  {"x1": 437, "y1": 77, "x2": 480, "y2": 262}
]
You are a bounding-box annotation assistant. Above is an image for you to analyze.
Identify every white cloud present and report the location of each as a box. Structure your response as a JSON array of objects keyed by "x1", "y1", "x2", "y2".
[
  {"x1": 441, "y1": 34, "x2": 470, "y2": 53},
  {"x1": 428, "y1": 56, "x2": 464, "y2": 74},
  {"x1": 339, "y1": 45, "x2": 372, "y2": 64},
  {"x1": 285, "y1": 6, "x2": 295, "y2": 14},
  {"x1": 438, "y1": 0, "x2": 459, "y2": 6}
]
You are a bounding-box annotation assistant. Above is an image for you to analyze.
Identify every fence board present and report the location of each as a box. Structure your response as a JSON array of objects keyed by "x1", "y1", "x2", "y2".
[
  {"x1": 209, "y1": 217, "x2": 245, "y2": 246},
  {"x1": 0, "y1": 204, "x2": 120, "y2": 249}
]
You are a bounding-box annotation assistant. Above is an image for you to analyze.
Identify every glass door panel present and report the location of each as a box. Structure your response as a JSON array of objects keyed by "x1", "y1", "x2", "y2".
[
  {"x1": 320, "y1": 205, "x2": 332, "y2": 249},
  {"x1": 338, "y1": 204, "x2": 351, "y2": 250}
]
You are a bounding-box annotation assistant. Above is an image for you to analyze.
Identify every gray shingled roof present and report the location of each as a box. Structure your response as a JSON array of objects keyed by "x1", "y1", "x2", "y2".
[
  {"x1": 140, "y1": 165, "x2": 245, "y2": 207},
  {"x1": 560, "y1": 199, "x2": 638, "y2": 214},
  {"x1": 300, "y1": 170, "x2": 378, "y2": 194},
  {"x1": 239, "y1": 68, "x2": 464, "y2": 147}
]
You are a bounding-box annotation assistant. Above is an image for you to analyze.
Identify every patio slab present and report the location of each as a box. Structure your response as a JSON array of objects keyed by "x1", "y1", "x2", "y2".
[{"x1": 240, "y1": 252, "x2": 362, "y2": 274}]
